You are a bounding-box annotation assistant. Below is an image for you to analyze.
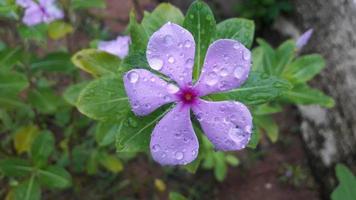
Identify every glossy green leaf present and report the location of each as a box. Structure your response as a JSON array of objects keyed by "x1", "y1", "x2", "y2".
[
  {"x1": 281, "y1": 84, "x2": 335, "y2": 108},
  {"x1": 71, "y1": 0, "x2": 106, "y2": 9},
  {"x1": 0, "y1": 158, "x2": 32, "y2": 177},
  {"x1": 255, "y1": 115, "x2": 279, "y2": 143},
  {"x1": 31, "y1": 131, "x2": 55, "y2": 167},
  {"x1": 37, "y1": 166, "x2": 72, "y2": 189},
  {"x1": 0, "y1": 70, "x2": 29, "y2": 96},
  {"x1": 116, "y1": 108, "x2": 170, "y2": 152},
  {"x1": 183, "y1": 0, "x2": 216, "y2": 79},
  {"x1": 209, "y1": 72, "x2": 292, "y2": 105},
  {"x1": 275, "y1": 40, "x2": 296, "y2": 75},
  {"x1": 71, "y1": 49, "x2": 122, "y2": 77},
  {"x1": 31, "y1": 52, "x2": 75, "y2": 73},
  {"x1": 76, "y1": 76, "x2": 130, "y2": 121},
  {"x1": 331, "y1": 164, "x2": 356, "y2": 200},
  {"x1": 215, "y1": 18, "x2": 255, "y2": 48},
  {"x1": 127, "y1": 11, "x2": 148, "y2": 52},
  {"x1": 14, "y1": 177, "x2": 41, "y2": 200},
  {"x1": 63, "y1": 81, "x2": 89, "y2": 106},
  {"x1": 48, "y1": 21, "x2": 74, "y2": 40},
  {"x1": 142, "y1": 3, "x2": 184, "y2": 35},
  {"x1": 283, "y1": 54, "x2": 325, "y2": 83},
  {"x1": 95, "y1": 121, "x2": 121, "y2": 147}
]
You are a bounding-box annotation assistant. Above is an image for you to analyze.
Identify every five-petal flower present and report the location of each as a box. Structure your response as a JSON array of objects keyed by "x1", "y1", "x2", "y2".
[
  {"x1": 98, "y1": 36, "x2": 131, "y2": 59},
  {"x1": 123, "y1": 22, "x2": 253, "y2": 165},
  {"x1": 16, "y1": 0, "x2": 64, "y2": 26}
]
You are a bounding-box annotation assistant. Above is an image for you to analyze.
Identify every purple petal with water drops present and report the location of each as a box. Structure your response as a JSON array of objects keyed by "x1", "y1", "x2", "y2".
[
  {"x1": 296, "y1": 29, "x2": 313, "y2": 50},
  {"x1": 22, "y1": 4, "x2": 43, "y2": 26},
  {"x1": 194, "y1": 39, "x2": 251, "y2": 97},
  {"x1": 150, "y1": 103, "x2": 199, "y2": 165},
  {"x1": 98, "y1": 36, "x2": 131, "y2": 59},
  {"x1": 123, "y1": 69, "x2": 179, "y2": 116},
  {"x1": 147, "y1": 22, "x2": 195, "y2": 87},
  {"x1": 192, "y1": 99, "x2": 252, "y2": 151}
]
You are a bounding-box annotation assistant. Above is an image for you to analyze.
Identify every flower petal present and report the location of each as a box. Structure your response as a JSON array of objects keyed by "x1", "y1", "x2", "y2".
[
  {"x1": 150, "y1": 103, "x2": 199, "y2": 165},
  {"x1": 16, "y1": 0, "x2": 35, "y2": 8},
  {"x1": 123, "y1": 69, "x2": 179, "y2": 116},
  {"x1": 192, "y1": 99, "x2": 252, "y2": 151},
  {"x1": 22, "y1": 5, "x2": 43, "y2": 26},
  {"x1": 147, "y1": 22, "x2": 195, "y2": 87},
  {"x1": 194, "y1": 39, "x2": 251, "y2": 96},
  {"x1": 98, "y1": 36, "x2": 130, "y2": 59}
]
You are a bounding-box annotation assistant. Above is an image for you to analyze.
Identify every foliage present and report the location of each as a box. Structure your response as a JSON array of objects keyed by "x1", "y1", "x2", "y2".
[{"x1": 331, "y1": 164, "x2": 356, "y2": 200}]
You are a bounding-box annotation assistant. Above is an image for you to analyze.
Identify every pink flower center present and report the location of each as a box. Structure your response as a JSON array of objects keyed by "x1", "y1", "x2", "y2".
[{"x1": 177, "y1": 86, "x2": 198, "y2": 105}]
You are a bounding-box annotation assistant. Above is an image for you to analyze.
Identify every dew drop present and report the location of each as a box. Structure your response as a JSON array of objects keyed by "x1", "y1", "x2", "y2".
[
  {"x1": 206, "y1": 72, "x2": 218, "y2": 86},
  {"x1": 175, "y1": 151, "x2": 184, "y2": 160},
  {"x1": 150, "y1": 57, "x2": 164, "y2": 70},
  {"x1": 196, "y1": 112, "x2": 203, "y2": 121},
  {"x1": 163, "y1": 95, "x2": 171, "y2": 102},
  {"x1": 192, "y1": 150, "x2": 197, "y2": 156},
  {"x1": 185, "y1": 58, "x2": 194, "y2": 67},
  {"x1": 219, "y1": 68, "x2": 229, "y2": 77},
  {"x1": 234, "y1": 67, "x2": 244, "y2": 79},
  {"x1": 233, "y1": 43, "x2": 240, "y2": 50},
  {"x1": 175, "y1": 131, "x2": 182, "y2": 138},
  {"x1": 184, "y1": 40, "x2": 192, "y2": 48},
  {"x1": 161, "y1": 152, "x2": 167, "y2": 158},
  {"x1": 168, "y1": 56, "x2": 175, "y2": 64},
  {"x1": 163, "y1": 34, "x2": 174, "y2": 46},
  {"x1": 243, "y1": 51, "x2": 251, "y2": 60},
  {"x1": 212, "y1": 64, "x2": 219, "y2": 72},
  {"x1": 229, "y1": 127, "x2": 245, "y2": 143},
  {"x1": 150, "y1": 77, "x2": 156, "y2": 82},
  {"x1": 127, "y1": 71, "x2": 139, "y2": 83},
  {"x1": 167, "y1": 84, "x2": 179, "y2": 94},
  {"x1": 152, "y1": 144, "x2": 160, "y2": 152}
]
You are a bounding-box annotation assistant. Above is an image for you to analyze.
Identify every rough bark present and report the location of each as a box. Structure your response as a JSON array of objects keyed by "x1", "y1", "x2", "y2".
[{"x1": 290, "y1": 0, "x2": 356, "y2": 198}]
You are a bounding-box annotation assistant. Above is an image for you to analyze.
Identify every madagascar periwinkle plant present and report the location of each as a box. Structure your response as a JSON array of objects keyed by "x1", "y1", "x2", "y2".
[{"x1": 0, "y1": 0, "x2": 336, "y2": 199}]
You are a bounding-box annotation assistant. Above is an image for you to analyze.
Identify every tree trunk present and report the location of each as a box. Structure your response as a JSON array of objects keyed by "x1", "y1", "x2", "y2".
[{"x1": 290, "y1": 0, "x2": 356, "y2": 198}]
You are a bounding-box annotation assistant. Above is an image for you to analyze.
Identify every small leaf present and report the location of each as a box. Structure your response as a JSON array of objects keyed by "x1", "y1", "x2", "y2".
[
  {"x1": 215, "y1": 18, "x2": 255, "y2": 48},
  {"x1": 0, "y1": 70, "x2": 29, "y2": 96},
  {"x1": 225, "y1": 155, "x2": 240, "y2": 166},
  {"x1": 14, "y1": 177, "x2": 41, "y2": 200},
  {"x1": 48, "y1": 21, "x2": 74, "y2": 40},
  {"x1": 76, "y1": 76, "x2": 130, "y2": 121},
  {"x1": 71, "y1": 0, "x2": 106, "y2": 9},
  {"x1": 256, "y1": 39, "x2": 276, "y2": 75},
  {"x1": 31, "y1": 52, "x2": 75, "y2": 73},
  {"x1": 283, "y1": 54, "x2": 325, "y2": 83},
  {"x1": 184, "y1": 0, "x2": 216, "y2": 79},
  {"x1": 17, "y1": 24, "x2": 48, "y2": 42},
  {"x1": 0, "y1": 158, "x2": 32, "y2": 177},
  {"x1": 142, "y1": 3, "x2": 184, "y2": 35},
  {"x1": 255, "y1": 115, "x2": 279, "y2": 143},
  {"x1": 95, "y1": 121, "x2": 121, "y2": 147},
  {"x1": 31, "y1": 131, "x2": 55, "y2": 167},
  {"x1": 37, "y1": 166, "x2": 72, "y2": 189},
  {"x1": 331, "y1": 164, "x2": 356, "y2": 200},
  {"x1": 275, "y1": 40, "x2": 296, "y2": 75},
  {"x1": 72, "y1": 49, "x2": 122, "y2": 77},
  {"x1": 14, "y1": 125, "x2": 40, "y2": 154},
  {"x1": 252, "y1": 103, "x2": 283, "y2": 115},
  {"x1": 214, "y1": 152, "x2": 227, "y2": 182},
  {"x1": 169, "y1": 192, "x2": 187, "y2": 200},
  {"x1": 209, "y1": 72, "x2": 292, "y2": 105},
  {"x1": 98, "y1": 153, "x2": 123, "y2": 173},
  {"x1": 0, "y1": 48, "x2": 23, "y2": 70},
  {"x1": 63, "y1": 81, "x2": 89, "y2": 106},
  {"x1": 281, "y1": 84, "x2": 335, "y2": 108},
  {"x1": 127, "y1": 11, "x2": 148, "y2": 52},
  {"x1": 28, "y1": 88, "x2": 64, "y2": 114}
]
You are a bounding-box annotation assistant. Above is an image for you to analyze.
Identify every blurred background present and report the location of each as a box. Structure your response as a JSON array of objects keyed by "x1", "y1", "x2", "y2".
[{"x1": 0, "y1": 0, "x2": 355, "y2": 199}]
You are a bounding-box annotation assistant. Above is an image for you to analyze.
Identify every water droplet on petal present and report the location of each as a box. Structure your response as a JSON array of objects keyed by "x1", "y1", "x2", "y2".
[
  {"x1": 167, "y1": 84, "x2": 179, "y2": 94},
  {"x1": 168, "y1": 56, "x2": 175, "y2": 64},
  {"x1": 233, "y1": 43, "x2": 240, "y2": 50},
  {"x1": 229, "y1": 127, "x2": 245, "y2": 143},
  {"x1": 185, "y1": 58, "x2": 194, "y2": 67},
  {"x1": 175, "y1": 151, "x2": 184, "y2": 160},
  {"x1": 219, "y1": 68, "x2": 229, "y2": 77},
  {"x1": 150, "y1": 77, "x2": 156, "y2": 82},
  {"x1": 196, "y1": 112, "x2": 203, "y2": 121},
  {"x1": 161, "y1": 152, "x2": 167, "y2": 158},
  {"x1": 150, "y1": 57, "x2": 164, "y2": 70},
  {"x1": 184, "y1": 40, "x2": 192, "y2": 48},
  {"x1": 164, "y1": 34, "x2": 174, "y2": 46},
  {"x1": 127, "y1": 71, "x2": 139, "y2": 83},
  {"x1": 206, "y1": 72, "x2": 218, "y2": 86},
  {"x1": 163, "y1": 95, "x2": 171, "y2": 102},
  {"x1": 212, "y1": 64, "x2": 219, "y2": 72},
  {"x1": 175, "y1": 131, "x2": 182, "y2": 138},
  {"x1": 192, "y1": 150, "x2": 197, "y2": 156},
  {"x1": 234, "y1": 67, "x2": 244, "y2": 79},
  {"x1": 243, "y1": 51, "x2": 251, "y2": 60},
  {"x1": 152, "y1": 144, "x2": 160, "y2": 152}
]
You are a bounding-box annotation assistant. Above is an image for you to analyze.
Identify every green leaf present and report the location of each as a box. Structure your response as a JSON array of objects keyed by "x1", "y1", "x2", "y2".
[
  {"x1": 142, "y1": 3, "x2": 184, "y2": 35},
  {"x1": 95, "y1": 121, "x2": 120, "y2": 147},
  {"x1": 71, "y1": 0, "x2": 106, "y2": 9},
  {"x1": 31, "y1": 52, "x2": 75, "y2": 73},
  {"x1": 252, "y1": 103, "x2": 283, "y2": 115},
  {"x1": 183, "y1": 0, "x2": 216, "y2": 79},
  {"x1": 215, "y1": 18, "x2": 255, "y2": 48},
  {"x1": 331, "y1": 164, "x2": 356, "y2": 200},
  {"x1": 0, "y1": 70, "x2": 29, "y2": 96},
  {"x1": 116, "y1": 108, "x2": 170, "y2": 152},
  {"x1": 37, "y1": 166, "x2": 72, "y2": 189},
  {"x1": 63, "y1": 81, "x2": 89, "y2": 106},
  {"x1": 255, "y1": 115, "x2": 279, "y2": 143},
  {"x1": 0, "y1": 48, "x2": 22, "y2": 70},
  {"x1": 0, "y1": 158, "x2": 32, "y2": 177},
  {"x1": 214, "y1": 152, "x2": 227, "y2": 182},
  {"x1": 98, "y1": 153, "x2": 123, "y2": 173},
  {"x1": 169, "y1": 192, "x2": 187, "y2": 200},
  {"x1": 281, "y1": 84, "x2": 335, "y2": 108},
  {"x1": 275, "y1": 40, "x2": 296, "y2": 75},
  {"x1": 31, "y1": 131, "x2": 55, "y2": 167},
  {"x1": 252, "y1": 46, "x2": 264, "y2": 72},
  {"x1": 256, "y1": 39, "x2": 276, "y2": 75},
  {"x1": 122, "y1": 51, "x2": 149, "y2": 69},
  {"x1": 14, "y1": 176, "x2": 41, "y2": 200},
  {"x1": 14, "y1": 125, "x2": 40, "y2": 154},
  {"x1": 283, "y1": 54, "x2": 325, "y2": 83},
  {"x1": 225, "y1": 155, "x2": 240, "y2": 166},
  {"x1": 28, "y1": 88, "x2": 64, "y2": 114},
  {"x1": 247, "y1": 128, "x2": 260, "y2": 149},
  {"x1": 72, "y1": 49, "x2": 122, "y2": 77},
  {"x1": 48, "y1": 21, "x2": 74, "y2": 40},
  {"x1": 18, "y1": 24, "x2": 48, "y2": 42},
  {"x1": 209, "y1": 72, "x2": 292, "y2": 105},
  {"x1": 76, "y1": 76, "x2": 129, "y2": 121},
  {"x1": 127, "y1": 11, "x2": 149, "y2": 52}
]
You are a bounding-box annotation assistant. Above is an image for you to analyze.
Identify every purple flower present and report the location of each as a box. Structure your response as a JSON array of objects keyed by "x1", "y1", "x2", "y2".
[
  {"x1": 16, "y1": 0, "x2": 64, "y2": 26},
  {"x1": 123, "y1": 22, "x2": 253, "y2": 165},
  {"x1": 296, "y1": 29, "x2": 313, "y2": 50},
  {"x1": 98, "y1": 36, "x2": 131, "y2": 59}
]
